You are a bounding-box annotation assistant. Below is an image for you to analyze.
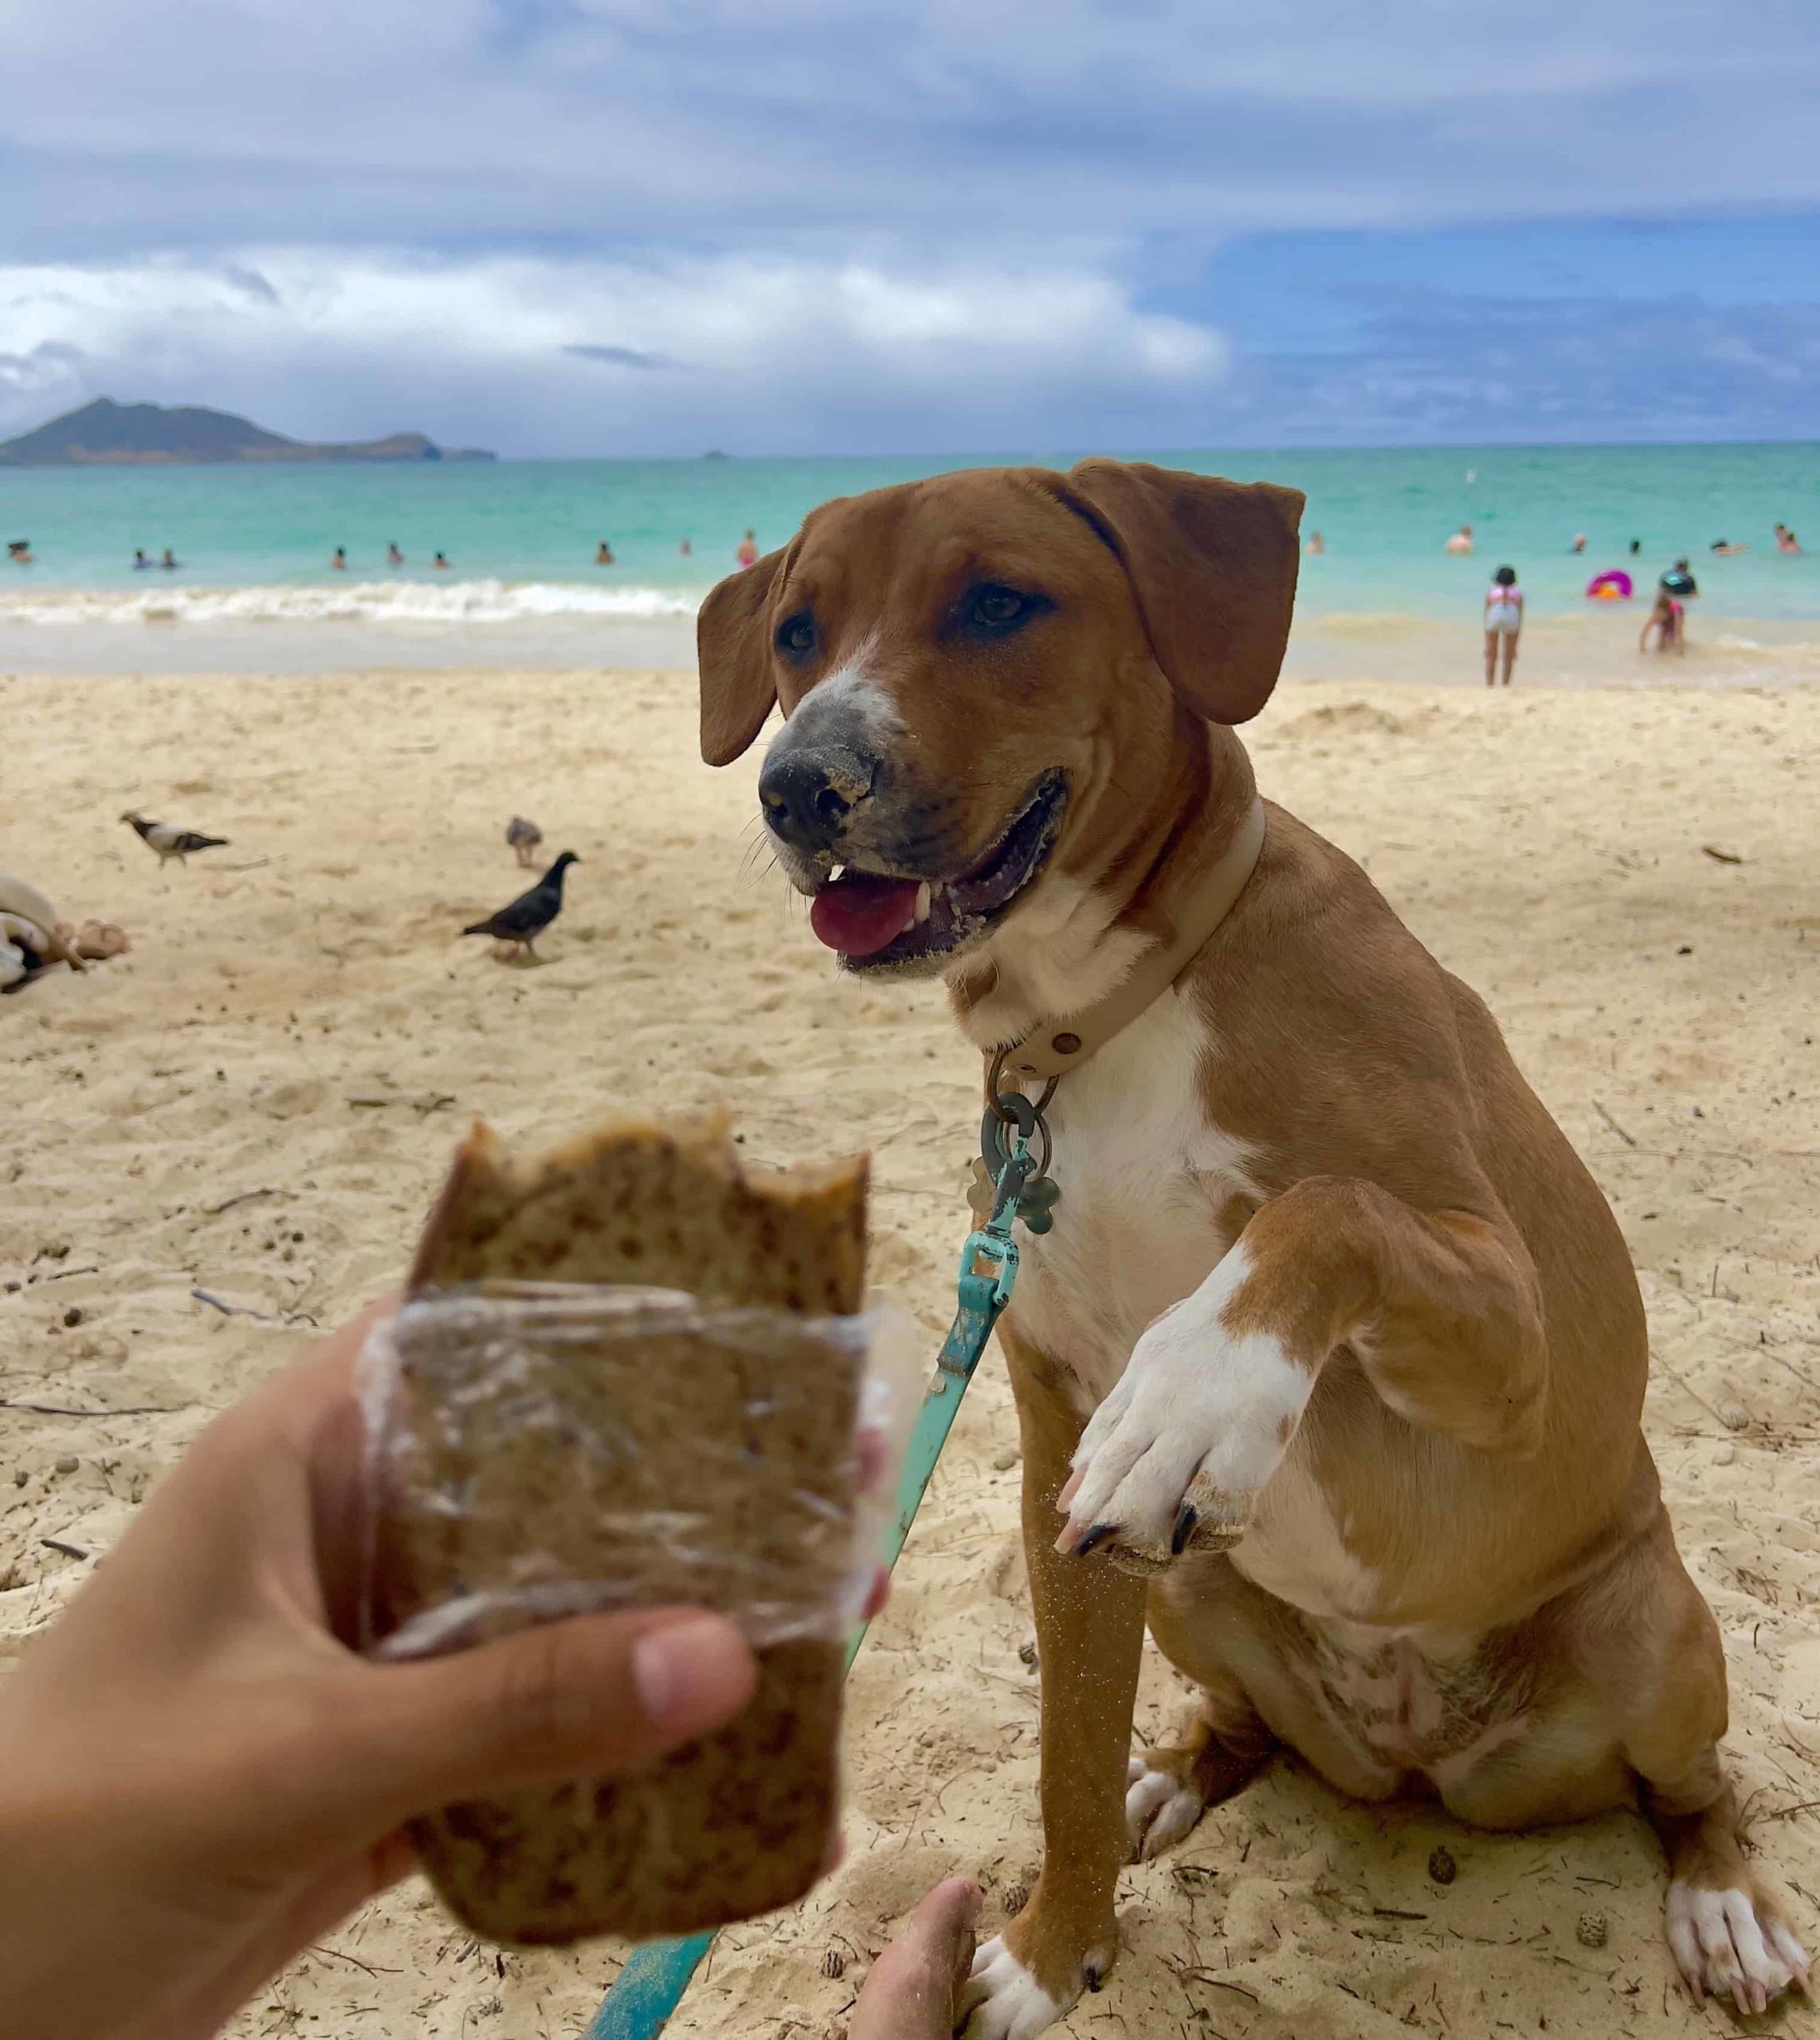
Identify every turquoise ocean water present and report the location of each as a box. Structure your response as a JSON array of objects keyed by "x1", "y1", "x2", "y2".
[
  {"x1": 2, "y1": 443, "x2": 1815, "y2": 680},
  {"x1": 3, "y1": 442, "x2": 1815, "y2": 616}
]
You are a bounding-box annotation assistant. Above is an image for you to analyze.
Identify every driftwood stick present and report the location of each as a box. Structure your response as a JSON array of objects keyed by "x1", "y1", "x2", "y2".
[
  {"x1": 0, "y1": 1400, "x2": 182, "y2": 1418},
  {"x1": 191, "y1": 1286, "x2": 319, "y2": 1328},
  {"x1": 40, "y1": 1537, "x2": 90, "y2": 1560},
  {"x1": 203, "y1": 1187, "x2": 294, "y2": 1217},
  {"x1": 1591, "y1": 1100, "x2": 1638, "y2": 1148}
]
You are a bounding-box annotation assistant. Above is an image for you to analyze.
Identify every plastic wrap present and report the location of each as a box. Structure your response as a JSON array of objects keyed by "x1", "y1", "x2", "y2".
[{"x1": 359, "y1": 1282, "x2": 920, "y2": 1666}]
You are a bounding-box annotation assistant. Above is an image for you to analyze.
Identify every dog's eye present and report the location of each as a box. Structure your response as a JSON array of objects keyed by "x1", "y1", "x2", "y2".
[
  {"x1": 775, "y1": 613, "x2": 817, "y2": 659},
  {"x1": 967, "y1": 585, "x2": 1035, "y2": 630}
]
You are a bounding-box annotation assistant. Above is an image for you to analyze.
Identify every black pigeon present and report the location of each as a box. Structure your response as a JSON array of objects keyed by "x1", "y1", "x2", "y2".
[
  {"x1": 461, "y1": 850, "x2": 579, "y2": 961},
  {"x1": 120, "y1": 810, "x2": 229, "y2": 867}
]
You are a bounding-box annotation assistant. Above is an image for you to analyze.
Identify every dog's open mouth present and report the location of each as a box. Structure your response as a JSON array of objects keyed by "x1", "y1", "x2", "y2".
[{"x1": 807, "y1": 771, "x2": 1068, "y2": 970}]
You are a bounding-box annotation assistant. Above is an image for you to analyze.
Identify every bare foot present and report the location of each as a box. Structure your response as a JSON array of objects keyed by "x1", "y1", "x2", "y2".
[{"x1": 849, "y1": 1877, "x2": 980, "y2": 2040}]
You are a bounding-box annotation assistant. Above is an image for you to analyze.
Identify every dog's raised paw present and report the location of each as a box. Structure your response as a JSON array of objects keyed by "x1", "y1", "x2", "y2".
[{"x1": 1057, "y1": 1248, "x2": 1314, "y2": 1567}]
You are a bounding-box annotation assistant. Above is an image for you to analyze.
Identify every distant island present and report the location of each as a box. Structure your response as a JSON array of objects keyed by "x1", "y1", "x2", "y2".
[{"x1": 0, "y1": 398, "x2": 496, "y2": 467}]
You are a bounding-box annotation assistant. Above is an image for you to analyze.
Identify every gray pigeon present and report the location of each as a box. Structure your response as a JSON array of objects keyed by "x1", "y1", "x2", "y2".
[
  {"x1": 121, "y1": 810, "x2": 229, "y2": 867},
  {"x1": 461, "y1": 851, "x2": 579, "y2": 961},
  {"x1": 506, "y1": 814, "x2": 543, "y2": 867}
]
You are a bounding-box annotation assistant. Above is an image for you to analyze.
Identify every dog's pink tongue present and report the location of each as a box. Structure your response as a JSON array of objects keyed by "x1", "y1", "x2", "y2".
[{"x1": 810, "y1": 872, "x2": 920, "y2": 955}]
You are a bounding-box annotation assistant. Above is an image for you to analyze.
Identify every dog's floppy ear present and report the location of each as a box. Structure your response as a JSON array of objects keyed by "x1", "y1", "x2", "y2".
[
  {"x1": 1060, "y1": 459, "x2": 1304, "y2": 725},
  {"x1": 697, "y1": 543, "x2": 794, "y2": 765}
]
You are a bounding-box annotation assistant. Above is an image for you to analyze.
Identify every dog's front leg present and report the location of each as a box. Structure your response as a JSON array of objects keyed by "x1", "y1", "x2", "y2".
[
  {"x1": 961, "y1": 1321, "x2": 1146, "y2": 2040},
  {"x1": 1057, "y1": 1176, "x2": 1547, "y2": 1568}
]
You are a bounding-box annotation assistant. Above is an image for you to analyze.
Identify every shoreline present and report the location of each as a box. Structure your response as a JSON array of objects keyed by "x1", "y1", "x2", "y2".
[{"x1": 5, "y1": 603, "x2": 1818, "y2": 686}]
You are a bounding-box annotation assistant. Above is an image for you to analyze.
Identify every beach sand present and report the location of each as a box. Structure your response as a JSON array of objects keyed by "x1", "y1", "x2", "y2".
[{"x1": 3, "y1": 664, "x2": 1818, "y2": 2040}]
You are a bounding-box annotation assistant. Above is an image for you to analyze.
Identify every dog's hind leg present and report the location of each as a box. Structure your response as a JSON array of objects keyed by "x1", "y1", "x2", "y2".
[
  {"x1": 1125, "y1": 1682, "x2": 1275, "y2": 1860},
  {"x1": 1590, "y1": 1516, "x2": 1810, "y2": 2013}
]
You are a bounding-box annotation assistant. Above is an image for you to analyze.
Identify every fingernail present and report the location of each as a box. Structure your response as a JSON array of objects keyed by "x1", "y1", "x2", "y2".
[
  {"x1": 632, "y1": 1615, "x2": 753, "y2": 1730},
  {"x1": 1074, "y1": 1524, "x2": 1115, "y2": 1558},
  {"x1": 1171, "y1": 1505, "x2": 1198, "y2": 1556}
]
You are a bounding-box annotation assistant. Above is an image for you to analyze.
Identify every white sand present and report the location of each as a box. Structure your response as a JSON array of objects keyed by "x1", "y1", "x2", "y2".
[{"x1": 3, "y1": 665, "x2": 1818, "y2": 2039}]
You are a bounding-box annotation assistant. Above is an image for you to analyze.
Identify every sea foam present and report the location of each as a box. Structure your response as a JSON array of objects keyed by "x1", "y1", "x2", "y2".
[{"x1": 0, "y1": 579, "x2": 704, "y2": 627}]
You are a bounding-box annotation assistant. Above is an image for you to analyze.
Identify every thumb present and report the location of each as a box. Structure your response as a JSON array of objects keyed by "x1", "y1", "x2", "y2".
[{"x1": 332, "y1": 1609, "x2": 757, "y2": 1831}]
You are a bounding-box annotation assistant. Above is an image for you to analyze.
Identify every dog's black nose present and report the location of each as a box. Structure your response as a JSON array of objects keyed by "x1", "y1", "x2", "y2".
[{"x1": 759, "y1": 746, "x2": 876, "y2": 855}]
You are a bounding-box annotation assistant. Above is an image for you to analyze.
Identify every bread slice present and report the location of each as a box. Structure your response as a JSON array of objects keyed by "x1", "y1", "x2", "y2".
[{"x1": 370, "y1": 1110, "x2": 869, "y2": 1944}]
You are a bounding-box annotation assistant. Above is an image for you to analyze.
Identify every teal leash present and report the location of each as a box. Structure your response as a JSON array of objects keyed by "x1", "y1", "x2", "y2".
[{"x1": 586, "y1": 1085, "x2": 1055, "y2": 2040}]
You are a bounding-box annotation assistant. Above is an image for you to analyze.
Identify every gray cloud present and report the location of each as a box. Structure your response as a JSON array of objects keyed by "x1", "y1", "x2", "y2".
[
  {"x1": 2, "y1": 3, "x2": 1818, "y2": 450},
  {"x1": 4, "y1": 2, "x2": 1818, "y2": 264},
  {"x1": 222, "y1": 264, "x2": 281, "y2": 306},
  {"x1": 563, "y1": 342, "x2": 681, "y2": 369}
]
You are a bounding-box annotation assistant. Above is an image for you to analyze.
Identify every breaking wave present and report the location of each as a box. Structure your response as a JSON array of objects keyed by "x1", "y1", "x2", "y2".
[{"x1": 0, "y1": 579, "x2": 706, "y2": 627}]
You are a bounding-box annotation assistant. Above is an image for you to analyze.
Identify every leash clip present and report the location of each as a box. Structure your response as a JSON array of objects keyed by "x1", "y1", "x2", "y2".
[{"x1": 972, "y1": 1060, "x2": 1061, "y2": 1235}]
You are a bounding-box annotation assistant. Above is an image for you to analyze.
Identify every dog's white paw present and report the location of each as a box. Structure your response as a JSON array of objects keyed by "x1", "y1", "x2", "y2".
[
  {"x1": 1666, "y1": 1878, "x2": 1810, "y2": 2014},
  {"x1": 1059, "y1": 1246, "x2": 1312, "y2": 1568},
  {"x1": 959, "y1": 1936, "x2": 1071, "y2": 2040},
  {"x1": 1126, "y1": 1752, "x2": 1210, "y2": 1859}
]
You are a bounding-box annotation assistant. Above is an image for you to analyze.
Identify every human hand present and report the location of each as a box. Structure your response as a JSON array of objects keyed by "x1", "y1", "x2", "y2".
[
  {"x1": 849, "y1": 1877, "x2": 982, "y2": 2040},
  {"x1": 0, "y1": 1300, "x2": 758, "y2": 2040}
]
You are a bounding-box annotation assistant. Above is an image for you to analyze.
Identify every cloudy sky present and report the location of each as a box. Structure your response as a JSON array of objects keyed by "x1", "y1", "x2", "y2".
[{"x1": 5, "y1": 0, "x2": 1819, "y2": 456}]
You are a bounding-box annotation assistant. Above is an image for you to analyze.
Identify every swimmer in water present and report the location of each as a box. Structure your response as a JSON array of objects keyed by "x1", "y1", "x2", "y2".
[
  {"x1": 331, "y1": 547, "x2": 347, "y2": 571},
  {"x1": 433, "y1": 551, "x2": 449, "y2": 571},
  {"x1": 1775, "y1": 523, "x2": 1802, "y2": 555},
  {"x1": 680, "y1": 536, "x2": 692, "y2": 557},
  {"x1": 160, "y1": 548, "x2": 180, "y2": 571},
  {"x1": 386, "y1": 541, "x2": 404, "y2": 567},
  {"x1": 736, "y1": 528, "x2": 759, "y2": 568},
  {"x1": 6, "y1": 539, "x2": 30, "y2": 564},
  {"x1": 1305, "y1": 531, "x2": 1325, "y2": 555},
  {"x1": 1571, "y1": 533, "x2": 1587, "y2": 554},
  {"x1": 595, "y1": 540, "x2": 615, "y2": 565},
  {"x1": 1445, "y1": 522, "x2": 1473, "y2": 555},
  {"x1": 1709, "y1": 539, "x2": 1748, "y2": 555},
  {"x1": 132, "y1": 549, "x2": 151, "y2": 571}
]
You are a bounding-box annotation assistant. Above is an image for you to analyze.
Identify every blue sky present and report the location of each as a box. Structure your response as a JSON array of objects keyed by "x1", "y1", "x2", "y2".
[{"x1": 3, "y1": 0, "x2": 1819, "y2": 455}]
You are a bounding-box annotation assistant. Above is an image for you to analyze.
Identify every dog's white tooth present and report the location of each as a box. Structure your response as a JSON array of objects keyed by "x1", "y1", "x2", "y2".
[{"x1": 915, "y1": 881, "x2": 932, "y2": 924}]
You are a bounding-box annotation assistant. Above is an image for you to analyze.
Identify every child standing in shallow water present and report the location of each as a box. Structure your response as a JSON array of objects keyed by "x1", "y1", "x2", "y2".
[
  {"x1": 1640, "y1": 586, "x2": 1685, "y2": 656},
  {"x1": 1482, "y1": 565, "x2": 1524, "y2": 686}
]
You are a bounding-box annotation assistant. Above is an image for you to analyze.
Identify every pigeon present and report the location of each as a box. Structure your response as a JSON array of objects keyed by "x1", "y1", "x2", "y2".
[
  {"x1": 461, "y1": 850, "x2": 579, "y2": 961},
  {"x1": 506, "y1": 814, "x2": 543, "y2": 868},
  {"x1": 121, "y1": 810, "x2": 229, "y2": 867}
]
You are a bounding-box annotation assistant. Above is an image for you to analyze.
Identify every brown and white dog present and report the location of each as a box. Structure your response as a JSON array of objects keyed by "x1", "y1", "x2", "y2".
[{"x1": 697, "y1": 461, "x2": 1808, "y2": 2038}]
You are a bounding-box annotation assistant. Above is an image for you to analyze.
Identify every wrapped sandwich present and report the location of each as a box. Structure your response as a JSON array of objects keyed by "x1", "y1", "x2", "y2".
[{"x1": 363, "y1": 1111, "x2": 872, "y2": 1944}]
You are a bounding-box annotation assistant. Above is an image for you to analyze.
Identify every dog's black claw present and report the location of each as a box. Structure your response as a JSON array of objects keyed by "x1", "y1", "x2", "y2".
[
  {"x1": 1085, "y1": 1964, "x2": 1104, "y2": 1994},
  {"x1": 1074, "y1": 1523, "x2": 1116, "y2": 1559},
  {"x1": 1171, "y1": 1504, "x2": 1198, "y2": 1556}
]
